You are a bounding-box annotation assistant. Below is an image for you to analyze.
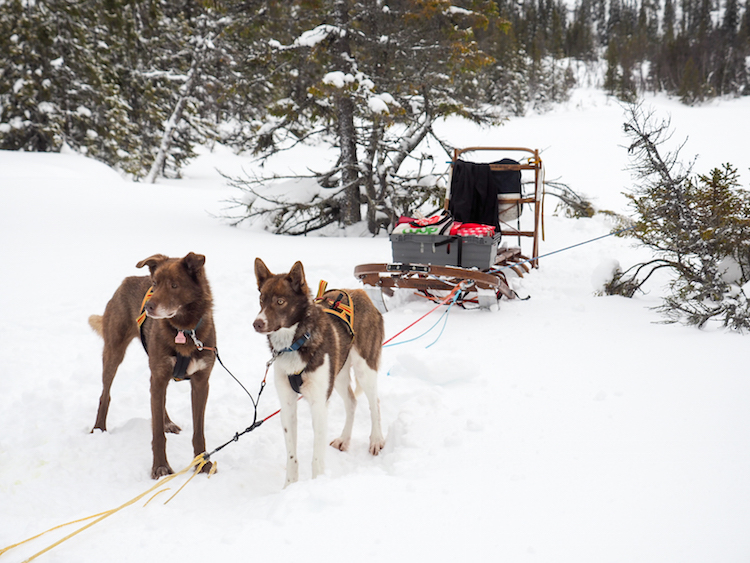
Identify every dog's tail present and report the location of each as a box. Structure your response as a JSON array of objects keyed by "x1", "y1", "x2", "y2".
[{"x1": 88, "y1": 315, "x2": 104, "y2": 337}]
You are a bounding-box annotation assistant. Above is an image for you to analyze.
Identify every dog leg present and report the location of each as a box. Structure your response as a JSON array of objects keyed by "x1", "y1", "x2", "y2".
[
  {"x1": 149, "y1": 364, "x2": 173, "y2": 479},
  {"x1": 352, "y1": 353, "x2": 386, "y2": 455},
  {"x1": 308, "y1": 392, "x2": 328, "y2": 479},
  {"x1": 163, "y1": 409, "x2": 181, "y2": 434},
  {"x1": 330, "y1": 364, "x2": 356, "y2": 452},
  {"x1": 190, "y1": 369, "x2": 212, "y2": 474},
  {"x1": 92, "y1": 282, "x2": 142, "y2": 432},
  {"x1": 93, "y1": 333, "x2": 130, "y2": 432},
  {"x1": 302, "y1": 362, "x2": 331, "y2": 479},
  {"x1": 275, "y1": 368, "x2": 299, "y2": 487}
]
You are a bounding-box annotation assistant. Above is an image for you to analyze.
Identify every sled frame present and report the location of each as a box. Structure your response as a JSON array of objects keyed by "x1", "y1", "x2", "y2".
[
  {"x1": 355, "y1": 146, "x2": 544, "y2": 308},
  {"x1": 447, "y1": 146, "x2": 544, "y2": 268}
]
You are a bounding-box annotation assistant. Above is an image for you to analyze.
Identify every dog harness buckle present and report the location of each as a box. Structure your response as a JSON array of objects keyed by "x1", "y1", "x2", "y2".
[{"x1": 185, "y1": 329, "x2": 204, "y2": 351}]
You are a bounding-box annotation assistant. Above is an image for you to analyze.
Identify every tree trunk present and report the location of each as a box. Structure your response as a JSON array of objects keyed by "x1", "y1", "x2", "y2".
[
  {"x1": 337, "y1": 96, "x2": 361, "y2": 225},
  {"x1": 362, "y1": 122, "x2": 383, "y2": 233},
  {"x1": 145, "y1": 83, "x2": 194, "y2": 184},
  {"x1": 145, "y1": 30, "x2": 214, "y2": 184},
  {"x1": 333, "y1": 0, "x2": 361, "y2": 225}
]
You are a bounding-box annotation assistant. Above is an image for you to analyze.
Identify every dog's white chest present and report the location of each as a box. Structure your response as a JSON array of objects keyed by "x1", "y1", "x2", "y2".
[
  {"x1": 269, "y1": 324, "x2": 298, "y2": 351},
  {"x1": 274, "y1": 350, "x2": 306, "y2": 375},
  {"x1": 268, "y1": 324, "x2": 309, "y2": 376}
]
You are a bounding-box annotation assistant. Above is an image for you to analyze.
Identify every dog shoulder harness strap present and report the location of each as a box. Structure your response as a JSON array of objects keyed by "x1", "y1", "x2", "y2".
[
  {"x1": 137, "y1": 286, "x2": 155, "y2": 353},
  {"x1": 315, "y1": 281, "x2": 355, "y2": 336},
  {"x1": 137, "y1": 286, "x2": 154, "y2": 329},
  {"x1": 278, "y1": 332, "x2": 311, "y2": 355}
]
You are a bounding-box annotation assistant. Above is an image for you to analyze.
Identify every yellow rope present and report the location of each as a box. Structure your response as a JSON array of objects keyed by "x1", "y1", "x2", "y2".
[
  {"x1": 0, "y1": 511, "x2": 110, "y2": 557},
  {"x1": 163, "y1": 455, "x2": 214, "y2": 505},
  {"x1": 0, "y1": 454, "x2": 209, "y2": 562},
  {"x1": 143, "y1": 488, "x2": 172, "y2": 507}
]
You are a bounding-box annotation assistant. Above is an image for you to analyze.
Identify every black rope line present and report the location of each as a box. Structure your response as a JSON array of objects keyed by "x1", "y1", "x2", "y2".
[{"x1": 202, "y1": 349, "x2": 270, "y2": 461}]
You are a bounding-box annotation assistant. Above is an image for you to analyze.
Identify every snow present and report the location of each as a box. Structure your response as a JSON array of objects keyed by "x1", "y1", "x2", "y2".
[
  {"x1": 368, "y1": 96, "x2": 389, "y2": 114},
  {"x1": 2, "y1": 86, "x2": 750, "y2": 563},
  {"x1": 590, "y1": 257, "x2": 621, "y2": 292},
  {"x1": 273, "y1": 25, "x2": 343, "y2": 50},
  {"x1": 323, "y1": 71, "x2": 355, "y2": 89}
]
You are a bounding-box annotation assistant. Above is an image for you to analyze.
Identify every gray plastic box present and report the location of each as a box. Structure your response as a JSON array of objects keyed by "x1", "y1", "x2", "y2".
[{"x1": 390, "y1": 233, "x2": 500, "y2": 269}]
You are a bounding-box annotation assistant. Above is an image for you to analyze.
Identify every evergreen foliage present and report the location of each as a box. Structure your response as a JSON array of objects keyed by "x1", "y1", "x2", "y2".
[
  {"x1": 224, "y1": 0, "x2": 509, "y2": 234},
  {"x1": 0, "y1": 0, "x2": 230, "y2": 178},
  {"x1": 605, "y1": 103, "x2": 750, "y2": 330},
  {"x1": 479, "y1": 0, "x2": 578, "y2": 115},
  {"x1": 0, "y1": 0, "x2": 748, "y2": 197}
]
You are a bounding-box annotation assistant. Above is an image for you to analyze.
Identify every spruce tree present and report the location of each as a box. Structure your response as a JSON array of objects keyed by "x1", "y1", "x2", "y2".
[
  {"x1": 225, "y1": 0, "x2": 505, "y2": 234},
  {"x1": 0, "y1": 0, "x2": 139, "y2": 166},
  {"x1": 606, "y1": 103, "x2": 750, "y2": 330},
  {"x1": 0, "y1": 0, "x2": 234, "y2": 178}
]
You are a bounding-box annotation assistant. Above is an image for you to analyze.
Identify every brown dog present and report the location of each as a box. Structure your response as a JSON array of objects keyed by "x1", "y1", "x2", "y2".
[
  {"x1": 253, "y1": 258, "x2": 385, "y2": 486},
  {"x1": 89, "y1": 252, "x2": 216, "y2": 479}
]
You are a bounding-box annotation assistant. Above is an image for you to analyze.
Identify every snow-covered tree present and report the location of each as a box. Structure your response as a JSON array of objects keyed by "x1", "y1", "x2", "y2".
[
  {"x1": 605, "y1": 103, "x2": 750, "y2": 330},
  {"x1": 225, "y1": 0, "x2": 505, "y2": 234},
  {"x1": 0, "y1": 0, "x2": 233, "y2": 179},
  {"x1": 0, "y1": 0, "x2": 140, "y2": 168}
]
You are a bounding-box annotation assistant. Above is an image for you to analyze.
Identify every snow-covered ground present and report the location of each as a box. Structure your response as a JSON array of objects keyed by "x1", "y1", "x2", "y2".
[{"x1": 1, "y1": 86, "x2": 749, "y2": 563}]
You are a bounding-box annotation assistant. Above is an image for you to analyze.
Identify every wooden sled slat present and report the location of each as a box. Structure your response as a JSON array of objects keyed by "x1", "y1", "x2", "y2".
[{"x1": 354, "y1": 263, "x2": 515, "y2": 300}]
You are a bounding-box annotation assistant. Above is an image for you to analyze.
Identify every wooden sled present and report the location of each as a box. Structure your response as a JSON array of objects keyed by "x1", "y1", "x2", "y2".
[{"x1": 355, "y1": 147, "x2": 544, "y2": 310}]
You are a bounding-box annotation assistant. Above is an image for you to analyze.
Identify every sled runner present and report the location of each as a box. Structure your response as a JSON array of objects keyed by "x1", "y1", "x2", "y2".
[{"x1": 355, "y1": 147, "x2": 545, "y2": 310}]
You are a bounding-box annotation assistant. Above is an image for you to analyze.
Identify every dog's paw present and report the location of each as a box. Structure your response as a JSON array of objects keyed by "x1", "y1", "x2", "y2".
[
  {"x1": 151, "y1": 464, "x2": 174, "y2": 479},
  {"x1": 368, "y1": 438, "x2": 385, "y2": 456},
  {"x1": 199, "y1": 461, "x2": 215, "y2": 475},
  {"x1": 164, "y1": 421, "x2": 181, "y2": 434},
  {"x1": 330, "y1": 437, "x2": 351, "y2": 451}
]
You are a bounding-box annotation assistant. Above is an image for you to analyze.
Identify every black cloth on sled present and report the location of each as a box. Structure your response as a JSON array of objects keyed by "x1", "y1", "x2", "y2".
[
  {"x1": 492, "y1": 158, "x2": 522, "y2": 195},
  {"x1": 448, "y1": 160, "x2": 500, "y2": 230}
]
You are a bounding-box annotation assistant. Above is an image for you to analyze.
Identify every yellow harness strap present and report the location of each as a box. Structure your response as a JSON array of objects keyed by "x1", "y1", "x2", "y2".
[
  {"x1": 136, "y1": 286, "x2": 154, "y2": 328},
  {"x1": 315, "y1": 281, "x2": 355, "y2": 336},
  {"x1": 316, "y1": 280, "x2": 327, "y2": 299}
]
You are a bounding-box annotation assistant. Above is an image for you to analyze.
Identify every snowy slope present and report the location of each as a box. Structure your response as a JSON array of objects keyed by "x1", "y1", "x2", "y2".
[{"x1": 1, "y1": 88, "x2": 749, "y2": 563}]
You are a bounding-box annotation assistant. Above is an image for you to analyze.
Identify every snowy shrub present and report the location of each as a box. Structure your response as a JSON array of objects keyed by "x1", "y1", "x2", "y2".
[{"x1": 605, "y1": 103, "x2": 750, "y2": 330}]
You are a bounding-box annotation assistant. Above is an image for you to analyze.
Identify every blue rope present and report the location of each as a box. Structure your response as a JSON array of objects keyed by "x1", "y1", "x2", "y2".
[
  {"x1": 490, "y1": 226, "x2": 635, "y2": 274},
  {"x1": 425, "y1": 295, "x2": 458, "y2": 349},
  {"x1": 383, "y1": 290, "x2": 462, "y2": 350},
  {"x1": 383, "y1": 228, "x2": 634, "y2": 360}
]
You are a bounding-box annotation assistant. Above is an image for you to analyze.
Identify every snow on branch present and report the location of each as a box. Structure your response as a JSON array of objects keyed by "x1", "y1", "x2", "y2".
[{"x1": 269, "y1": 24, "x2": 344, "y2": 51}]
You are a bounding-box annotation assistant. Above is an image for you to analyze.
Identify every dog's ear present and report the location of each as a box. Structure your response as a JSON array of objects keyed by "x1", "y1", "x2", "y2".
[
  {"x1": 181, "y1": 252, "x2": 206, "y2": 278},
  {"x1": 254, "y1": 258, "x2": 272, "y2": 290},
  {"x1": 287, "y1": 261, "x2": 307, "y2": 294},
  {"x1": 136, "y1": 254, "x2": 169, "y2": 276}
]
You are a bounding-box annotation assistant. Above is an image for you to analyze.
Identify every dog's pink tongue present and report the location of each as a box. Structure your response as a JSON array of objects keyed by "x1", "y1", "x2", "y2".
[{"x1": 175, "y1": 332, "x2": 187, "y2": 344}]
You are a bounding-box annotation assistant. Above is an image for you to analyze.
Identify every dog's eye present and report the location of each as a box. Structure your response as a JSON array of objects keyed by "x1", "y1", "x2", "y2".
[
  {"x1": 171, "y1": 283, "x2": 179, "y2": 289},
  {"x1": 276, "y1": 298, "x2": 285, "y2": 306}
]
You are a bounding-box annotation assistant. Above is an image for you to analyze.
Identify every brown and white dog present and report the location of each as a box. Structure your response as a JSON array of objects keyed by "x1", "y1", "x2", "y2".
[
  {"x1": 253, "y1": 258, "x2": 385, "y2": 486},
  {"x1": 89, "y1": 252, "x2": 216, "y2": 479}
]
